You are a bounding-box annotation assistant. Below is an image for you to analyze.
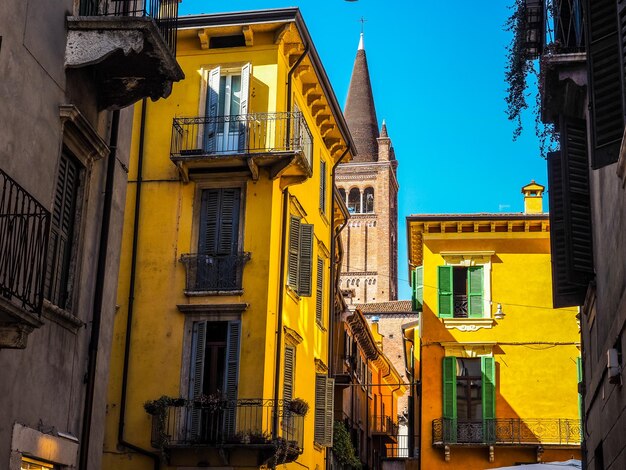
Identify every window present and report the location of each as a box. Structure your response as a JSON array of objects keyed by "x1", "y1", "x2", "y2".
[
  {"x1": 347, "y1": 188, "x2": 361, "y2": 213},
  {"x1": 21, "y1": 458, "x2": 55, "y2": 470},
  {"x1": 189, "y1": 320, "x2": 241, "y2": 437},
  {"x1": 319, "y1": 159, "x2": 327, "y2": 214},
  {"x1": 287, "y1": 216, "x2": 314, "y2": 296},
  {"x1": 195, "y1": 188, "x2": 243, "y2": 291},
  {"x1": 438, "y1": 265, "x2": 484, "y2": 318},
  {"x1": 314, "y1": 374, "x2": 335, "y2": 446},
  {"x1": 45, "y1": 150, "x2": 80, "y2": 310},
  {"x1": 338, "y1": 187, "x2": 346, "y2": 204},
  {"x1": 363, "y1": 187, "x2": 374, "y2": 213},
  {"x1": 316, "y1": 257, "x2": 324, "y2": 326},
  {"x1": 442, "y1": 356, "x2": 495, "y2": 444}
]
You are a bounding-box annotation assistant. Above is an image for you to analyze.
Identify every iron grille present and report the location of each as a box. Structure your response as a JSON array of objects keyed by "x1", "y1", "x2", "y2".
[{"x1": 180, "y1": 253, "x2": 250, "y2": 292}]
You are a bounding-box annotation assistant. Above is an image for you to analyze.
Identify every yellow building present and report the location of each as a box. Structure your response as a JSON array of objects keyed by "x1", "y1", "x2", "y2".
[
  {"x1": 406, "y1": 183, "x2": 581, "y2": 468},
  {"x1": 103, "y1": 8, "x2": 354, "y2": 470}
]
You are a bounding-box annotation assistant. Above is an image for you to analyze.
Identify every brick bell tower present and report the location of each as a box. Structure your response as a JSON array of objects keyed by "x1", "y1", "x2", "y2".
[{"x1": 337, "y1": 33, "x2": 399, "y2": 304}]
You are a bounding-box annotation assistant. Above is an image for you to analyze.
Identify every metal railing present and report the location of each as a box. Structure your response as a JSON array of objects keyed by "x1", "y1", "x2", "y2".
[
  {"x1": 432, "y1": 418, "x2": 582, "y2": 446},
  {"x1": 382, "y1": 434, "x2": 414, "y2": 458},
  {"x1": 371, "y1": 415, "x2": 399, "y2": 436},
  {"x1": 453, "y1": 294, "x2": 468, "y2": 318},
  {"x1": 180, "y1": 253, "x2": 250, "y2": 292},
  {"x1": 0, "y1": 169, "x2": 50, "y2": 314},
  {"x1": 523, "y1": 0, "x2": 585, "y2": 58},
  {"x1": 151, "y1": 399, "x2": 304, "y2": 454},
  {"x1": 78, "y1": 0, "x2": 178, "y2": 53},
  {"x1": 171, "y1": 112, "x2": 313, "y2": 169}
]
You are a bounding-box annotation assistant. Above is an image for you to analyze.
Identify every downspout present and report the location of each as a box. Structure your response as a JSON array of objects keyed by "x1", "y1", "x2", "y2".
[
  {"x1": 117, "y1": 99, "x2": 160, "y2": 470},
  {"x1": 272, "y1": 42, "x2": 310, "y2": 443},
  {"x1": 78, "y1": 109, "x2": 119, "y2": 470},
  {"x1": 402, "y1": 332, "x2": 415, "y2": 459}
]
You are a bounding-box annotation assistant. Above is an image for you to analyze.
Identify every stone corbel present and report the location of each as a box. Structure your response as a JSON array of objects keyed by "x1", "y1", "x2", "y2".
[
  {"x1": 444, "y1": 445, "x2": 450, "y2": 462},
  {"x1": 320, "y1": 123, "x2": 334, "y2": 137},
  {"x1": 316, "y1": 114, "x2": 331, "y2": 127},
  {"x1": 307, "y1": 93, "x2": 322, "y2": 107},
  {"x1": 489, "y1": 445, "x2": 495, "y2": 463},
  {"x1": 198, "y1": 29, "x2": 210, "y2": 49},
  {"x1": 242, "y1": 26, "x2": 253, "y2": 46},
  {"x1": 293, "y1": 64, "x2": 311, "y2": 81},
  {"x1": 311, "y1": 104, "x2": 325, "y2": 117}
]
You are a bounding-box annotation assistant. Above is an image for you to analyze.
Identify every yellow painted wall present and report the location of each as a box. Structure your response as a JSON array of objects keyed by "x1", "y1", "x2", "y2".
[
  {"x1": 411, "y1": 228, "x2": 581, "y2": 469},
  {"x1": 104, "y1": 23, "x2": 347, "y2": 470}
]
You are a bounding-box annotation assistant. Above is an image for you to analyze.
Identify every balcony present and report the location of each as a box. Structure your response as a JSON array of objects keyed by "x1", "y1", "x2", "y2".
[
  {"x1": 0, "y1": 169, "x2": 49, "y2": 348},
  {"x1": 65, "y1": 0, "x2": 184, "y2": 109},
  {"x1": 432, "y1": 418, "x2": 581, "y2": 447},
  {"x1": 151, "y1": 399, "x2": 304, "y2": 465},
  {"x1": 170, "y1": 112, "x2": 313, "y2": 183},
  {"x1": 180, "y1": 253, "x2": 250, "y2": 295},
  {"x1": 371, "y1": 415, "x2": 400, "y2": 442}
]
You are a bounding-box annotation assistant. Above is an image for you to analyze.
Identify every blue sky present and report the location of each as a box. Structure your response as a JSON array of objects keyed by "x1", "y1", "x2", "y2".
[{"x1": 180, "y1": 0, "x2": 544, "y2": 299}]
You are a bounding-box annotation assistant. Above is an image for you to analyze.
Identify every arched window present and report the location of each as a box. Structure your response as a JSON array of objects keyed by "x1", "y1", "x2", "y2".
[
  {"x1": 348, "y1": 188, "x2": 361, "y2": 213},
  {"x1": 364, "y1": 187, "x2": 374, "y2": 213},
  {"x1": 338, "y1": 188, "x2": 346, "y2": 205}
]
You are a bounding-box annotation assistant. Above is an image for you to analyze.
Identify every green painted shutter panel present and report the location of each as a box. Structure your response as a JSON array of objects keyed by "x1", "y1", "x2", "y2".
[
  {"x1": 298, "y1": 223, "x2": 314, "y2": 296},
  {"x1": 288, "y1": 216, "x2": 300, "y2": 289},
  {"x1": 316, "y1": 257, "x2": 324, "y2": 325},
  {"x1": 577, "y1": 357, "x2": 583, "y2": 419},
  {"x1": 324, "y1": 377, "x2": 335, "y2": 446},
  {"x1": 442, "y1": 357, "x2": 457, "y2": 444},
  {"x1": 438, "y1": 266, "x2": 453, "y2": 318},
  {"x1": 412, "y1": 266, "x2": 424, "y2": 311},
  {"x1": 468, "y1": 266, "x2": 484, "y2": 318},
  {"x1": 586, "y1": 0, "x2": 623, "y2": 168},
  {"x1": 223, "y1": 321, "x2": 241, "y2": 437},
  {"x1": 205, "y1": 66, "x2": 221, "y2": 152},
  {"x1": 319, "y1": 160, "x2": 327, "y2": 213},
  {"x1": 314, "y1": 375, "x2": 326, "y2": 444},
  {"x1": 481, "y1": 357, "x2": 496, "y2": 443},
  {"x1": 189, "y1": 321, "x2": 207, "y2": 438},
  {"x1": 283, "y1": 346, "x2": 295, "y2": 404}
]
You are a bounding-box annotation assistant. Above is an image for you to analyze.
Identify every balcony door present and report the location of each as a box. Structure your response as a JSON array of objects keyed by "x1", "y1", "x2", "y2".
[{"x1": 204, "y1": 64, "x2": 250, "y2": 153}]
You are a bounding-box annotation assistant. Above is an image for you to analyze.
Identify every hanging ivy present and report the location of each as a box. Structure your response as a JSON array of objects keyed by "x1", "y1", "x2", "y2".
[{"x1": 332, "y1": 420, "x2": 362, "y2": 469}]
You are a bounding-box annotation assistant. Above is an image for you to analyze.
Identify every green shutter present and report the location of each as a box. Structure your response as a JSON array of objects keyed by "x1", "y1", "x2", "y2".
[
  {"x1": 481, "y1": 357, "x2": 496, "y2": 443},
  {"x1": 412, "y1": 266, "x2": 424, "y2": 311},
  {"x1": 442, "y1": 357, "x2": 457, "y2": 444},
  {"x1": 298, "y1": 223, "x2": 314, "y2": 296},
  {"x1": 189, "y1": 321, "x2": 207, "y2": 438},
  {"x1": 288, "y1": 216, "x2": 300, "y2": 289},
  {"x1": 316, "y1": 257, "x2": 324, "y2": 325},
  {"x1": 283, "y1": 346, "x2": 295, "y2": 404},
  {"x1": 314, "y1": 375, "x2": 327, "y2": 444},
  {"x1": 223, "y1": 321, "x2": 241, "y2": 437},
  {"x1": 468, "y1": 266, "x2": 484, "y2": 318},
  {"x1": 325, "y1": 377, "x2": 335, "y2": 446},
  {"x1": 438, "y1": 266, "x2": 453, "y2": 318},
  {"x1": 577, "y1": 357, "x2": 583, "y2": 420}
]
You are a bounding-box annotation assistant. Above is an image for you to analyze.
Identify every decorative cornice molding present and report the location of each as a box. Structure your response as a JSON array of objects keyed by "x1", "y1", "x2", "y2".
[
  {"x1": 442, "y1": 318, "x2": 495, "y2": 332},
  {"x1": 177, "y1": 303, "x2": 249, "y2": 314}
]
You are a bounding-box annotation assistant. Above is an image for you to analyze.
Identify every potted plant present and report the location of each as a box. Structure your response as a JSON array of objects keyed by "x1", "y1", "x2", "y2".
[{"x1": 287, "y1": 398, "x2": 309, "y2": 416}]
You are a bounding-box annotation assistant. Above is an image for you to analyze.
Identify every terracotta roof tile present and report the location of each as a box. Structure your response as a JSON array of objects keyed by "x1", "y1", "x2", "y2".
[{"x1": 355, "y1": 300, "x2": 414, "y2": 313}]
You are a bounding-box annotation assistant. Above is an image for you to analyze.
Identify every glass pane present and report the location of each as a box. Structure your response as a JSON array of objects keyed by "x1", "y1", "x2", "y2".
[{"x1": 230, "y1": 75, "x2": 241, "y2": 116}]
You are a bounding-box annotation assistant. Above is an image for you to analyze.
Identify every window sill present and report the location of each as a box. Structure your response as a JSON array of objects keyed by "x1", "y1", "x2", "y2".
[
  {"x1": 319, "y1": 209, "x2": 329, "y2": 226},
  {"x1": 286, "y1": 285, "x2": 300, "y2": 303},
  {"x1": 184, "y1": 289, "x2": 243, "y2": 297},
  {"x1": 442, "y1": 318, "x2": 495, "y2": 332},
  {"x1": 316, "y1": 320, "x2": 327, "y2": 332},
  {"x1": 42, "y1": 299, "x2": 84, "y2": 333}
]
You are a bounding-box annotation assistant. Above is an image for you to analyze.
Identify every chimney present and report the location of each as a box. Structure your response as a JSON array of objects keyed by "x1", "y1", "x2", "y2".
[{"x1": 521, "y1": 180, "x2": 545, "y2": 214}]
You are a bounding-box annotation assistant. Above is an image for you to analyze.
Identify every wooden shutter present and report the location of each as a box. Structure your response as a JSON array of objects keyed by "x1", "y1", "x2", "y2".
[
  {"x1": 468, "y1": 266, "x2": 484, "y2": 318},
  {"x1": 288, "y1": 216, "x2": 300, "y2": 289},
  {"x1": 223, "y1": 321, "x2": 241, "y2": 437},
  {"x1": 577, "y1": 356, "x2": 583, "y2": 419},
  {"x1": 319, "y1": 159, "x2": 327, "y2": 213},
  {"x1": 238, "y1": 63, "x2": 250, "y2": 151},
  {"x1": 205, "y1": 66, "x2": 221, "y2": 152},
  {"x1": 442, "y1": 356, "x2": 457, "y2": 444},
  {"x1": 412, "y1": 266, "x2": 424, "y2": 311},
  {"x1": 325, "y1": 377, "x2": 335, "y2": 446},
  {"x1": 316, "y1": 257, "x2": 324, "y2": 325},
  {"x1": 189, "y1": 321, "x2": 207, "y2": 438},
  {"x1": 586, "y1": 0, "x2": 623, "y2": 168},
  {"x1": 298, "y1": 223, "x2": 314, "y2": 296},
  {"x1": 438, "y1": 266, "x2": 453, "y2": 318},
  {"x1": 216, "y1": 189, "x2": 241, "y2": 255},
  {"x1": 283, "y1": 346, "x2": 295, "y2": 404},
  {"x1": 314, "y1": 375, "x2": 327, "y2": 444},
  {"x1": 481, "y1": 357, "x2": 496, "y2": 443}
]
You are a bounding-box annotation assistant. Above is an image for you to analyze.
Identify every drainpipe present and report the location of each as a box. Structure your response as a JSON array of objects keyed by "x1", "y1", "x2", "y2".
[
  {"x1": 117, "y1": 99, "x2": 160, "y2": 470},
  {"x1": 78, "y1": 109, "x2": 119, "y2": 470},
  {"x1": 402, "y1": 332, "x2": 415, "y2": 459},
  {"x1": 272, "y1": 42, "x2": 310, "y2": 446}
]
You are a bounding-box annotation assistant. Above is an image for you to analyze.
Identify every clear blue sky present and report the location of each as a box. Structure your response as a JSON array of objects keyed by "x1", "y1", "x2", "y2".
[{"x1": 180, "y1": 0, "x2": 544, "y2": 299}]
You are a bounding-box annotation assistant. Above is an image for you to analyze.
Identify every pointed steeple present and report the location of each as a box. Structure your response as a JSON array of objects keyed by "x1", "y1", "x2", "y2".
[{"x1": 344, "y1": 33, "x2": 379, "y2": 162}]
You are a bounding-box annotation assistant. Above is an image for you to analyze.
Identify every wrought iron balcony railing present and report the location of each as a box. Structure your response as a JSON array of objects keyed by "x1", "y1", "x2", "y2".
[
  {"x1": 0, "y1": 169, "x2": 50, "y2": 315},
  {"x1": 432, "y1": 418, "x2": 582, "y2": 446},
  {"x1": 523, "y1": 0, "x2": 585, "y2": 58},
  {"x1": 78, "y1": 0, "x2": 178, "y2": 53},
  {"x1": 180, "y1": 253, "x2": 250, "y2": 293},
  {"x1": 151, "y1": 398, "x2": 304, "y2": 458},
  {"x1": 382, "y1": 434, "x2": 415, "y2": 459},
  {"x1": 371, "y1": 415, "x2": 399, "y2": 436},
  {"x1": 171, "y1": 112, "x2": 314, "y2": 169},
  {"x1": 453, "y1": 294, "x2": 468, "y2": 318}
]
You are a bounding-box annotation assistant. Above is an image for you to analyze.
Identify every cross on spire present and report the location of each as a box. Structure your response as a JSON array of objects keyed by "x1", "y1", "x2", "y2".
[{"x1": 359, "y1": 17, "x2": 367, "y2": 33}]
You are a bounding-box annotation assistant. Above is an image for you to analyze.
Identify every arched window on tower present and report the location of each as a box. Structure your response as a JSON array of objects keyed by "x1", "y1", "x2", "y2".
[
  {"x1": 364, "y1": 187, "x2": 374, "y2": 213},
  {"x1": 348, "y1": 188, "x2": 361, "y2": 213},
  {"x1": 338, "y1": 188, "x2": 346, "y2": 205}
]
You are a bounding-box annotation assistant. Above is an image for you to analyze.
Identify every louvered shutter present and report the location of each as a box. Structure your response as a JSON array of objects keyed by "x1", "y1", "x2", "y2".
[
  {"x1": 314, "y1": 375, "x2": 327, "y2": 444},
  {"x1": 586, "y1": 0, "x2": 624, "y2": 168},
  {"x1": 216, "y1": 189, "x2": 240, "y2": 255},
  {"x1": 438, "y1": 266, "x2": 453, "y2": 318},
  {"x1": 238, "y1": 63, "x2": 250, "y2": 151},
  {"x1": 442, "y1": 357, "x2": 457, "y2": 444},
  {"x1": 199, "y1": 189, "x2": 220, "y2": 254},
  {"x1": 316, "y1": 257, "x2": 324, "y2": 325},
  {"x1": 319, "y1": 160, "x2": 327, "y2": 213},
  {"x1": 204, "y1": 66, "x2": 221, "y2": 152},
  {"x1": 223, "y1": 321, "x2": 241, "y2": 437},
  {"x1": 481, "y1": 357, "x2": 496, "y2": 443},
  {"x1": 412, "y1": 266, "x2": 424, "y2": 311},
  {"x1": 324, "y1": 377, "x2": 335, "y2": 446},
  {"x1": 288, "y1": 216, "x2": 300, "y2": 289},
  {"x1": 467, "y1": 266, "x2": 484, "y2": 318},
  {"x1": 298, "y1": 223, "x2": 314, "y2": 296},
  {"x1": 577, "y1": 357, "x2": 583, "y2": 419},
  {"x1": 189, "y1": 321, "x2": 207, "y2": 439},
  {"x1": 283, "y1": 346, "x2": 295, "y2": 404}
]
